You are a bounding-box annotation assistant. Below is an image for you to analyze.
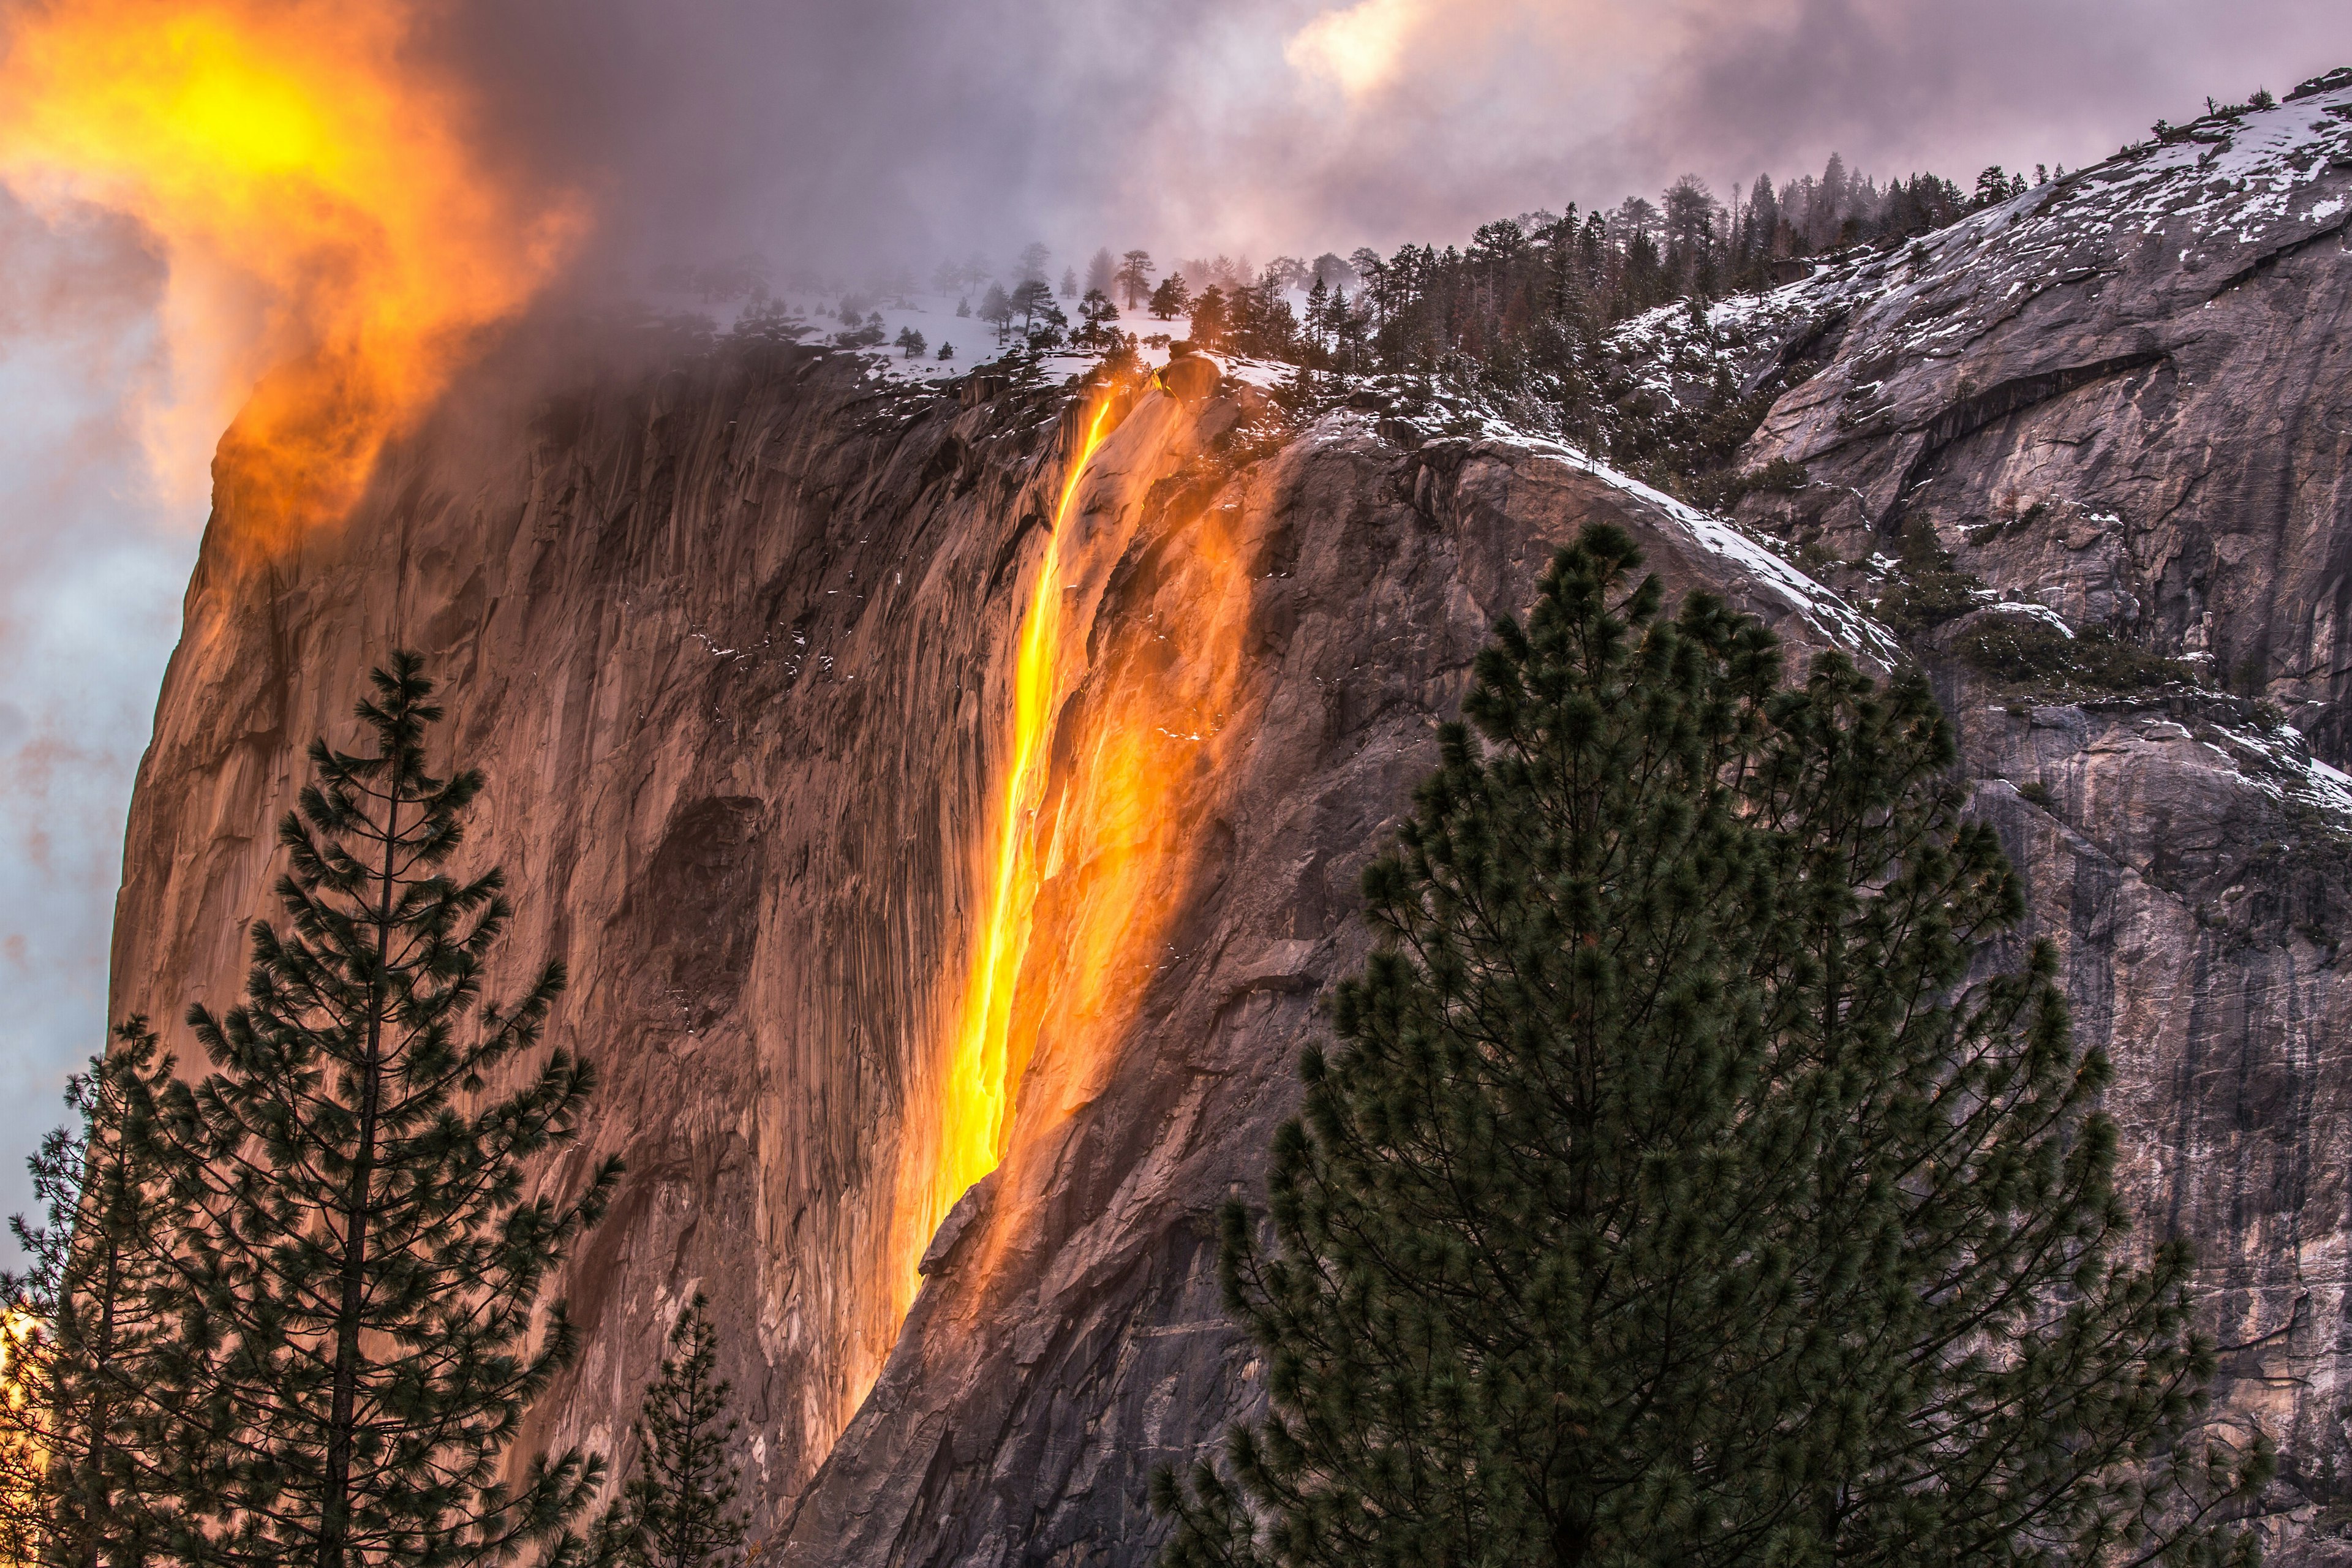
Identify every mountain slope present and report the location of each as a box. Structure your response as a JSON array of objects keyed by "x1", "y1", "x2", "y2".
[{"x1": 106, "y1": 66, "x2": 2352, "y2": 1567}]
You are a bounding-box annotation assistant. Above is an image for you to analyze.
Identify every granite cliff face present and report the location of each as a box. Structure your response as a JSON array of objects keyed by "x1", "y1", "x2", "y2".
[
  {"x1": 1716, "y1": 72, "x2": 2352, "y2": 1557},
  {"x1": 110, "y1": 335, "x2": 1882, "y2": 1558},
  {"x1": 108, "y1": 68, "x2": 2352, "y2": 1567}
]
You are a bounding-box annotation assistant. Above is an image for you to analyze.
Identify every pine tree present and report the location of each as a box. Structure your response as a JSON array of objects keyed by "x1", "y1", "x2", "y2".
[
  {"x1": 1157, "y1": 526, "x2": 2266, "y2": 1568},
  {"x1": 1188, "y1": 285, "x2": 1227, "y2": 346},
  {"x1": 1303, "y1": 276, "x2": 1330, "y2": 365},
  {"x1": 1077, "y1": 287, "x2": 1120, "y2": 349},
  {"x1": 0, "y1": 1020, "x2": 191, "y2": 1567},
  {"x1": 1009, "y1": 277, "x2": 1054, "y2": 333},
  {"x1": 979, "y1": 283, "x2": 1014, "y2": 342},
  {"x1": 1116, "y1": 249, "x2": 1156, "y2": 310},
  {"x1": 1148, "y1": 274, "x2": 1191, "y2": 322},
  {"x1": 156, "y1": 652, "x2": 624, "y2": 1568},
  {"x1": 601, "y1": 1297, "x2": 747, "y2": 1568},
  {"x1": 1085, "y1": 247, "x2": 1118, "y2": 299}
]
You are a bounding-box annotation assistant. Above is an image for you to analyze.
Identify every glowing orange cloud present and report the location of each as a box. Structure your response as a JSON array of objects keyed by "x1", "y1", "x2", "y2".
[{"x1": 0, "y1": 0, "x2": 583, "y2": 541}]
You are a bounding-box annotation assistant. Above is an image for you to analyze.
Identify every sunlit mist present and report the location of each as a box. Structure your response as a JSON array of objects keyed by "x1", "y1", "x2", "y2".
[
  {"x1": 0, "y1": 0, "x2": 584, "y2": 541},
  {"x1": 1286, "y1": 0, "x2": 1424, "y2": 100}
]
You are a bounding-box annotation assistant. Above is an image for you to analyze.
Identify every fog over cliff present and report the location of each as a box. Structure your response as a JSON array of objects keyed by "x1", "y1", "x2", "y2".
[
  {"x1": 0, "y1": 0, "x2": 2340, "y2": 1251},
  {"x1": 450, "y1": 0, "x2": 2346, "y2": 273}
]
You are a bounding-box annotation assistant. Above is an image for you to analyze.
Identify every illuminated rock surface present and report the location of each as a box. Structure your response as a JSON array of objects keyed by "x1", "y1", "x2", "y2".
[{"x1": 110, "y1": 75, "x2": 2352, "y2": 1566}]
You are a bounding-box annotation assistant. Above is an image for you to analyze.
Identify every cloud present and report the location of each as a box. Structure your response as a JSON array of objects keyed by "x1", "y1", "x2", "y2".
[
  {"x1": 0, "y1": 183, "x2": 188, "y2": 1254},
  {"x1": 388, "y1": 0, "x2": 2345, "y2": 286},
  {"x1": 1286, "y1": 0, "x2": 1425, "y2": 100}
]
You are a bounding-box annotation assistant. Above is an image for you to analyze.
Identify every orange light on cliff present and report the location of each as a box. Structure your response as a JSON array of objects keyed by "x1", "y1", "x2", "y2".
[
  {"x1": 893, "y1": 380, "x2": 1252, "y2": 1321},
  {"x1": 903, "y1": 397, "x2": 1121, "y2": 1300},
  {"x1": 0, "y1": 0, "x2": 582, "y2": 537}
]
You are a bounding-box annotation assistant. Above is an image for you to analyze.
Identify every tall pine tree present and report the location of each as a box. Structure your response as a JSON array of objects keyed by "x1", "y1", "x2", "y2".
[
  {"x1": 1158, "y1": 526, "x2": 2267, "y2": 1568},
  {"x1": 155, "y1": 652, "x2": 622, "y2": 1568},
  {"x1": 0, "y1": 1020, "x2": 190, "y2": 1567},
  {"x1": 601, "y1": 1295, "x2": 747, "y2": 1568}
]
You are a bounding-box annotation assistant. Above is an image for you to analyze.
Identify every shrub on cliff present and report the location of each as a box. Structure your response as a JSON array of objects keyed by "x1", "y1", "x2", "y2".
[
  {"x1": 1156, "y1": 525, "x2": 2266, "y2": 1568},
  {"x1": 598, "y1": 1295, "x2": 748, "y2": 1568},
  {"x1": 145, "y1": 652, "x2": 622, "y2": 1568}
]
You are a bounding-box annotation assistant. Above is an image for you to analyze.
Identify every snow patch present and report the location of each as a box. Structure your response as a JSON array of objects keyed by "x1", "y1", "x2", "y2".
[
  {"x1": 2207, "y1": 723, "x2": 2352, "y2": 822},
  {"x1": 1978, "y1": 597, "x2": 2075, "y2": 636},
  {"x1": 1473, "y1": 426, "x2": 1902, "y2": 665}
]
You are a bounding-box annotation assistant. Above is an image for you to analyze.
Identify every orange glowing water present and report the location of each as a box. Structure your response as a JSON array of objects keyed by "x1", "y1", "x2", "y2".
[
  {"x1": 896, "y1": 398, "x2": 1120, "y2": 1305},
  {"x1": 0, "y1": 0, "x2": 583, "y2": 539},
  {"x1": 891, "y1": 385, "x2": 1253, "y2": 1321}
]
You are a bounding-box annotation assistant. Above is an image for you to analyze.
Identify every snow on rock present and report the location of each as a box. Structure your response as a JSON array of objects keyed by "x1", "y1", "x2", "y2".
[
  {"x1": 1977, "y1": 595, "x2": 2076, "y2": 636},
  {"x1": 1454, "y1": 415, "x2": 1903, "y2": 666},
  {"x1": 1618, "y1": 78, "x2": 2352, "y2": 448},
  {"x1": 2206, "y1": 722, "x2": 2352, "y2": 823}
]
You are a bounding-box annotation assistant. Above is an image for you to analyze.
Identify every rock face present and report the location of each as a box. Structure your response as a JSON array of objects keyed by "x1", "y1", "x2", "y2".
[
  {"x1": 107, "y1": 337, "x2": 1884, "y2": 1560},
  {"x1": 107, "y1": 69, "x2": 2352, "y2": 1568},
  {"x1": 1725, "y1": 71, "x2": 2352, "y2": 1561},
  {"x1": 1737, "y1": 76, "x2": 2352, "y2": 744}
]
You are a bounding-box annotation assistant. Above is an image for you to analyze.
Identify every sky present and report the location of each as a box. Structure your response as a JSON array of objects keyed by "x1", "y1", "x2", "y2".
[{"x1": 0, "y1": 0, "x2": 2340, "y2": 1241}]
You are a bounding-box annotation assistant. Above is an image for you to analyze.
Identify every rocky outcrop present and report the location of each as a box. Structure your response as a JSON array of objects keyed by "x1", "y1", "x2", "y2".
[
  {"x1": 1724, "y1": 69, "x2": 2352, "y2": 1561},
  {"x1": 107, "y1": 66, "x2": 2352, "y2": 1568},
  {"x1": 1734, "y1": 73, "x2": 2352, "y2": 754}
]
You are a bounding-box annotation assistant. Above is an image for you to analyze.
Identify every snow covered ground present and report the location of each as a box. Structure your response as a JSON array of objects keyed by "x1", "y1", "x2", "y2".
[
  {"x1": 1600, "y1": 74, "x2": 2352, "y2": 431},
  {"x1": 641, "y1": 278, "x2": 1325, "y2": 395}
]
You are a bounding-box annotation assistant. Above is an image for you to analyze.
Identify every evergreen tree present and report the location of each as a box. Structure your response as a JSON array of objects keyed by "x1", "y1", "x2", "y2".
[
  {"x1": 1303, "y1": 276, "x2": 1331, "y2": 364},
  {"x1": 1148, "y1": 274, "x2": 1192, "y2": 321},
  {"x1": 1117, "y1": 249, "x2": 1156, "y2": 309},
  {"x1": 601, "y1": 1297, "x2": 747, "y2": 1568},
  {"x1": 0, "y1": 1021, "x2": 190, "y2": 1567},
  {"x1": 1158, "y1": 527, "x2": 2266, "y2": 1568},
  {"x1": 979, "y1": 284, "x2": 1014, "y2": 342},
  {"x1": 1009, "y1": 277, "x2": 1054, "y2": 333},
  {"x1": 1076, "y1": 288, "x2": 1121, "y2": 349},
  {"x1": 1188, "y1": 285, "x2": 1227, "y2": 346},
  {"x1": 157, "y1": 652, "x2": 623, "y2": 1568},
  {"x1": 1085, "y1": 246, "x2": 1119, "y2": 299}
]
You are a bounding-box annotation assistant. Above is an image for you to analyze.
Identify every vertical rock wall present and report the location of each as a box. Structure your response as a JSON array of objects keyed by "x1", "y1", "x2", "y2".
[
  {"x1": 110, "y1": 337, "x2": 1881, "y2": 1559},
  {"x1": 110, "y1": 88, "x2": 2352, "y2": 1556}
]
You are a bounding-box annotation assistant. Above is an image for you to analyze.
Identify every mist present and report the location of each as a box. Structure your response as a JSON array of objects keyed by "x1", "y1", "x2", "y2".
[{"x1": 446, "y1": 0, "x2": 2345, "y2": 283}]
